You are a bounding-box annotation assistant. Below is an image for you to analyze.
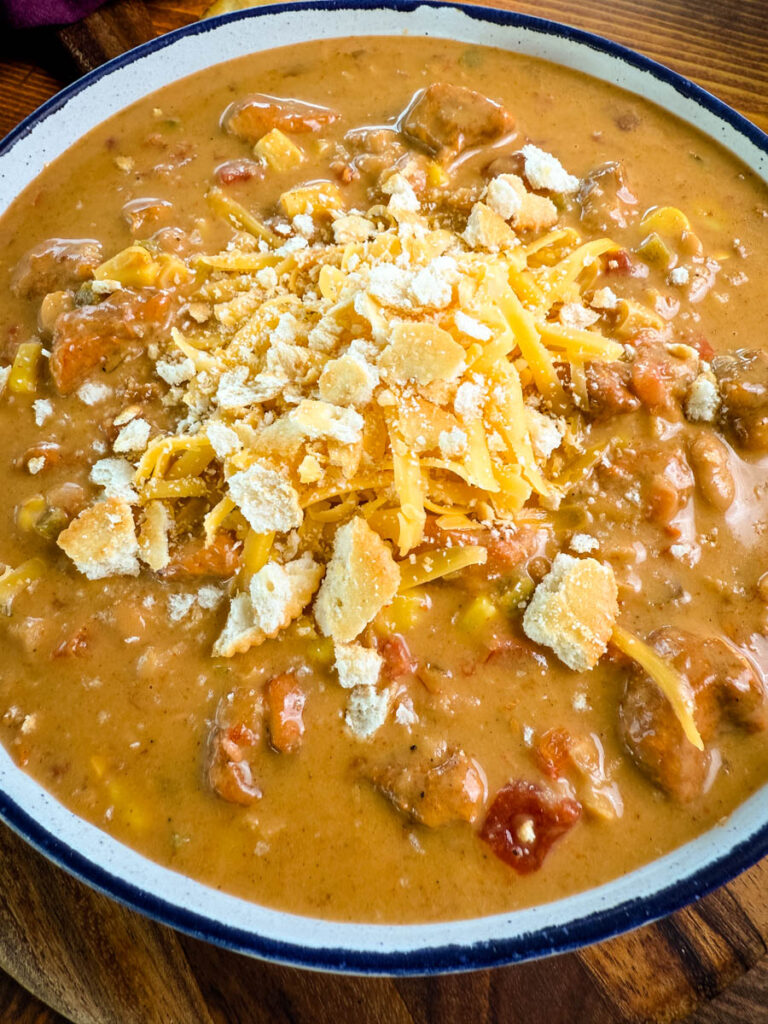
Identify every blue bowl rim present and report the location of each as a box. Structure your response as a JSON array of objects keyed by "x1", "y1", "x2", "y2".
[{"x1": 1, "y1": 0, "x2": 768, "y2": 976}]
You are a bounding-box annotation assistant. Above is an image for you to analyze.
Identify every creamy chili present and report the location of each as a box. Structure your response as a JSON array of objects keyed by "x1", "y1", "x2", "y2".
[{"x1": 0, "y1": 36, "x2": 767, "y2": 924}]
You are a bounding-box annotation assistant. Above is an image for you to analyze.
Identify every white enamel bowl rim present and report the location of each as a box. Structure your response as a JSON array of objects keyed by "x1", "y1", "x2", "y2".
[{"x1": 1, "y1": 0, "x2": 767, "y2": 976}]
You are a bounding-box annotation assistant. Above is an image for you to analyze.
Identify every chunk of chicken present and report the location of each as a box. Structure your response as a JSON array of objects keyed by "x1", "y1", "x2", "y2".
[
  {"x1": 713, "y1": 349, "x2": 768, "y2": 452},
  {"x1": 12, "y1": 238, "x2": 103, "y2": 298},
  {"x1": 619, "y1": 627, "x2": 768, "y2": 801},
  {"x1": 207, "y1": 687, "x2": 263, "y2": 805},
  {"x1": 369, "y1": 747, "x2": 486, "y2": 827},
  {"x1": 50, "y1": 289, "x2": 175, "y2": 394},
  {"x1": 400, "y1": 83, "x2": 515, "y2": 163},
  {"x1": 578, "y1": 161, "x2": 637, "y2": 232}
]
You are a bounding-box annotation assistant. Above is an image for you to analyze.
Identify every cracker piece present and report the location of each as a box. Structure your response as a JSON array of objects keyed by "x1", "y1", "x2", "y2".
[
  {"x1": 57, "y1": 496, "x2": 139, "y2": 580},
  {"x1": 89, "y1": 458, "x2": 138, "y2": 503},
  {"x1": 213, "y1": 554, "x2": 323, "y2": 657},
  {"x1": 685, "y1": 372, "x2": 720, "y2": 423},
  {"x1": 319, "y1": 351, "x2": 378, "y2": 407},
  {"x1": 378, "y1": 322, "x2": 465, "y2": 386},
  {"x1": 287, "y1": 399, "x2": 364, "y2": 444},
  {"x1": 462, "y1": 202, "x2": 517, "y2": 251},
  {"x1": 521, "y1": 144, "x2": 580, "y2": 194},
  {"x1": 113, "y1": 417, "x2": 151, "y2": 454},
  {"x1": 334, "y1": 642, "x2": 383, "y2": 689},
  {"x1": 228, "y1": 461, "x2": 303, "y2": 533},
  {"x1": 522, "y1": 553, "x2": 618, "y2": 671},
  {"x1": 345, "y1": 685, "x2": 391, "y2": 738},
  {"x1": 314, "y1": 517, "x2": 400, "y2": 642}
]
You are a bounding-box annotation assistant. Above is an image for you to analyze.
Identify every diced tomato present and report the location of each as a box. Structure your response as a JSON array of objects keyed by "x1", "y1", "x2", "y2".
[
  {"x1": 266, "y1": 672, "x2": 306, "y2": 754},
  {"x1": 162, "y1": 532, "x2": 242, "y2": 579},
  {"x1": 688, "y1": 335, "x2": 715, "y2": 361},
  {"x1": 604, "y1": 249, "x2": 634, "y2": 275},
  {"x1": 480, "y1": 780, "x2": 581, "y2": 873},
  {"x1": 534, "y1": 728, "x2": 571, "y2": 779},
  {"x1": 52, "y1": 627, "x2": 89, "y2": 658},
  {"x1": 378, "y1": 633, "x2": 417, "y2": 679}
]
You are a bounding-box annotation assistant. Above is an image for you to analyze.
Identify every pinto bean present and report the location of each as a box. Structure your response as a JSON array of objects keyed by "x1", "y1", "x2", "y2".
[
  {"x1": 689, "y1": 433, "x2": 735, "y2": 511},
  {"x1": 265, "y1": 672, "x2": 306, "y2": 754},
  {"x1": 208, "y1": 687, "x2": 263, "y2": 805}
]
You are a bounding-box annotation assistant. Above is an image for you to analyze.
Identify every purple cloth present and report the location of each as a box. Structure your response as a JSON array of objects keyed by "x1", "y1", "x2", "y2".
[{"x1": 3, "y1": 0, "x2": 106, "y2": 29}]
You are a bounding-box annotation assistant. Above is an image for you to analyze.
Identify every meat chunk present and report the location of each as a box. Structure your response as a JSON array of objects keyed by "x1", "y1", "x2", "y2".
[
  {"x1": 369, "y1": 747, "x2": 486, "y2": 827},
  {"x1": 400, "y1": 83, "x2": 515, "y2": 162},
  {"x1": 12, "y1": 238, "x2": 103, "y2": 298},
  {"x1": 578, "y1": 162, "x2": 637, "y2": 232},
  {"x1": 713, "y1": 349, "x2": 768, "y2": 451},
  {"x1": 50, "y1": 289, "x2": 175, "y2": 394},
  {"x1": 331, "y1": 128, "x2": 407, "y2": 184},
  {"x1": 585, "y1": 360, "x2": 641, "y2": 417},
  {"x1": 222, "y1": 93, "x2": 339, "y2": 141},
  {"x1": 619, "y1": 627, "x2": 768, "y2": 801},
  {"x1": 207, "y1": 687, "x2": 263, "y2": 805},
  {"x1": 480, "y1": 780, "x2": 581, "y2": 873},
  {"x1": 265, "y1": 672, "x2": 306, "y2": 754},
  {"x1": 162, "y1": 532, "x2": 242, "y2": 580}
]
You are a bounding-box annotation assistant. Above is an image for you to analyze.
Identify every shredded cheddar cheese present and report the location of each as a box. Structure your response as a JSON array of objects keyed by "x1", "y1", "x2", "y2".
[{"x1": 55, "y1": 158, "x2": 678, "y2": 658}]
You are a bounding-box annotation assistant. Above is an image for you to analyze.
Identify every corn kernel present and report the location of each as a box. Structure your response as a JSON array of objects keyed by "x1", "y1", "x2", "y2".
[
  {"x1": 106, "y1": 779, "x2": 151, "y2": 830},
  {"x1": 375, "y1": 593, "x2": 427, "y2": 635},
  {"x1": 427, "y1": 161, "x2": 449, "y2": 187},
  {"x1": 279, "y1": 182, "x2": 343, "y2": 218},
  {"x1": 8, "y1": 341, "x2": 43, "y2": 395},
  {"x1": 16, "y1": 494, "x2": 46, "y2": 532},
  {"x1": 458, "y1": 594, "x2": 499, "y2": 634},
  {"x1": 0, "y1": 557, "x2": 45, "y2": 615},
  {"x1": 254, "y1": 128, "x2": 304, "y2": 172}
]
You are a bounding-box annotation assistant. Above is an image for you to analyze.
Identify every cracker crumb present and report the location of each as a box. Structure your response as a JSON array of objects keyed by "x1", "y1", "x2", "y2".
[
  {"x1": 334, "y1": 642, "x2": 384, "y2": 689},
  {"x1": 522, "y1": 553, "x2": 618, "y2": 671},
  {"x1": 57, "y1": 496, "x2": 140, "y2": 580},
  {"x1": 113, "y1": 418, "x2": 151, "y2": 454},
  {"x1": 521, "y1": 144, "x2": 579, "y2": 193}
]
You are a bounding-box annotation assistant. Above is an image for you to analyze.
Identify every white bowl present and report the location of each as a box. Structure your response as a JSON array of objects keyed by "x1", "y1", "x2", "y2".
[{"x1": 1, "y1": 0, "x2": 767, "y2": 975}]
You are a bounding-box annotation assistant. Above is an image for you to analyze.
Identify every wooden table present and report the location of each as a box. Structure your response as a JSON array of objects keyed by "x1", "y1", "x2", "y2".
[{"x1": 1, "y1": 1, "x2": 768, "y2": 1021}]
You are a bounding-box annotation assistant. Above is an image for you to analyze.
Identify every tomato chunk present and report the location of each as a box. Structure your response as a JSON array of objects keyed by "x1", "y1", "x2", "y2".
[
  {"x1": 480, "y1": 780, "x2": 581, "y2": 873},
  {"x1": 378, "y1": 633, "x2": 417, "y2": 679},
  {"x1": 266, "y1": 672, "x2": 306, "y2": 754},
  {"x1": 162, "y1": 532, "x2": 242, "y2": 579}
]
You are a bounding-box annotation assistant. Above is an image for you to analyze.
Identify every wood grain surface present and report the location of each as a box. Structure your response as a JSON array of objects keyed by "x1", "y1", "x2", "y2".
[{"x1": 1, "y1": 1, "x2": 768, "y2": 1021}]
